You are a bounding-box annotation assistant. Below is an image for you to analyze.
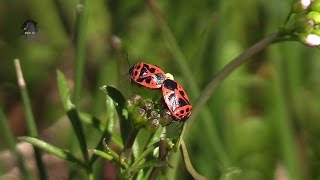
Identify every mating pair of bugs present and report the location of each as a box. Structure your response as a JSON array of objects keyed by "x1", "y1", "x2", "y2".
[{"x1": 129, "y1": 62, "x2": 192, "y2": 122}]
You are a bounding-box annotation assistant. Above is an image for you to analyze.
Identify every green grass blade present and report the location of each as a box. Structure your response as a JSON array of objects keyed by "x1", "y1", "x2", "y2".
[
  {"x1": 14, "y1": 59, "x2": 47, "y2": 180},
  {"x1": 18, "y1": 136, "x2": 85, "y2": 168},
  {"x1": 56, "y1": 70, "x2": 75, "y2": 110},
  {"x1": 73, "y1": 1, "x2": 88, "y2": 106},
  {"x1": 57, "y1": 70, "x2": 92, "y2": 178},
  {"x1": 0, "y1": 108, "x2": 32, "y2": 179},
  {"x1": 66, "y1": 109, "x2": 90, "y2": 162}
]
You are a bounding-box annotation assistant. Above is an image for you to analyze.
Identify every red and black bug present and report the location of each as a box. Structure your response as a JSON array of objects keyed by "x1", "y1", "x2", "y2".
[
  {"x1": 161, "y1": 79, "x2": 192, "y2": 122},
  {"x1": 129, "y1": 62, "x2": 166, "y2": 89}
]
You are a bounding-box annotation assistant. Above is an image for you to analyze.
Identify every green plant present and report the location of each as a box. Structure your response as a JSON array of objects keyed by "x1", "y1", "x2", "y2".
[{"x1": 1, "y1": 0, "x2": 320, "y2": 179}]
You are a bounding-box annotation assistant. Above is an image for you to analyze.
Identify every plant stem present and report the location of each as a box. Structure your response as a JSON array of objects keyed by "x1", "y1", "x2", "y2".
[
  {"x1": 180, "y1": 140, "x2": 207, "y2": 180},
  {"x1": 103, "y1": 139, "x2": 129, "y2": 169},
  {"x1": 121, "y1": 128, "x2": 139, "y2": 164},
  {"x1": 73, "y1": 1, "x2": 88, "y2": 106},
  {"x1": 187, "y1": 32, "x2": 281, "y2": 129},
  {"x1": 130, "y1": 142, "x2": 159, "y2": 169},
  {"x1": 14, "y1": 59, "x2": 47, "y2": 180},
  {"x1": 148, "y1": 140, "x2": 167, "y2": 180}
]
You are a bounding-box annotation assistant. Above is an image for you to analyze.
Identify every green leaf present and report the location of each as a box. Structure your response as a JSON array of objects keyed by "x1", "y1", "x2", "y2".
[
  {"x1": 104, "y1": 86, "x2": 132, "y2": 145},
  {"x1": 130, "y1": 142, "x2": 160, "y2": 170},
  {"x1": 57, "y1": 70, "x2": 75, "y2": 110},
  {"x1": 131, "y1": 160, "x2": 168, "y2": 174},
  {"x1": 57, "y1": 70, "x2": 89, "y2": 163},
  {"x1": 66, "y1": 108, "x2": 90, "y2": 162},
  {"x1": 77, "y1": 111, "x2": 123, "y2": 148},
  {"x1": 89, "y1": 149, "x2": 113, "y2": 161},
  {"x1": 79, "y1": 112, "x2": 106, "y2": 132},
  {"x1": 146, "y1": 126, "x2": 165, "y2": 147},
  {"x1": 90, "y1": 95, "x2": 116, "y2": 165},
  {"x1": 18, "y1": 136, "x2": 85, "y2": 168},
  {"x1": 106, "y1": 95, "x2": 117, "y2": 134},
  {"x1": 89, "y1": 147, "x2": 129, "y2": 169}
]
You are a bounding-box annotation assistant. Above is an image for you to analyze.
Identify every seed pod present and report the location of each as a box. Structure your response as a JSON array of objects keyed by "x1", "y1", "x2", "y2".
[
  {"x1": 146, "y1": 118, "x2": 160, "y2": 132},
  {"x1": 159, "y1": 109, "x2": 173, "y2": 126},
  {"x1": 132, "y1": 107, "x2": 148, "y2": 128},
  {"x1": 132, "y1": 95, "x2": 142, "y2": 105}
]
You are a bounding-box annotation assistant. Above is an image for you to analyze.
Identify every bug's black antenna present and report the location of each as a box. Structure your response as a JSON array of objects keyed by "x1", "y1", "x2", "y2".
[{"x1": 126, "y1": 52, "x2": 131, "y2": 68}]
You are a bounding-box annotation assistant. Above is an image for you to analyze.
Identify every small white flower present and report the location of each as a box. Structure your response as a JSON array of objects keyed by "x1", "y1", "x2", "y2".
[
  {"x1": 304, "y1": 34, "x2": 320, "y2": 46},
  {"x1": 301, "y1": 0, "x2": 311, "y2": 9},
  {"x1": 165, "y1": 73, "x2": 174, "y2": 80}
]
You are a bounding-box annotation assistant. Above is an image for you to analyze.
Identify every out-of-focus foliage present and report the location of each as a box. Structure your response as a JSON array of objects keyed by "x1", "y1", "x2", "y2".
[{"x1": 0, "y1": 0, "x2": 320, "y2": 179}]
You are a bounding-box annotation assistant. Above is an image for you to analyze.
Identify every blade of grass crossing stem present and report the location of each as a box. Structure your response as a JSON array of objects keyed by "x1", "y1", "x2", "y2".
[
  {"x1": 14, "y1": 59, "x2": 47, "y2": 179},
  {"x1": 57, "y1": 70, "x2": 93, "y2": 178},
  {"x1": 73, "y1": 1, "x2": 88, "y2": 106},
  {"x1": 0, "y1": 108, "x2": 32, "y2": 179}
]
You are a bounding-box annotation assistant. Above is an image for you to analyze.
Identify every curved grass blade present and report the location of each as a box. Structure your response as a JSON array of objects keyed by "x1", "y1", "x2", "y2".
[
  {"x1": 18, "y1": 136, "x2": 85, "y2": 168},
  {"x1": 180, "y1": 139, "x2": 207, "y2": 180}
]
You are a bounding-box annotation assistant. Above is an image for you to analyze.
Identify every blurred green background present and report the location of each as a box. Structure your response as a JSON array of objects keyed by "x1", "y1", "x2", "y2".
[{"x1": 1, "y1": 0, "x2": 320, "y2": 179}]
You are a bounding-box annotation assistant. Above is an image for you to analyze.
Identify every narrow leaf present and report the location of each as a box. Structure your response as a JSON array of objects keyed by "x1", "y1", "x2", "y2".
[
  {"x1": 57, "y1": 70, "x2": 89, "y2": 163},
  {"x1": 18, "y1": 136, "x2": 85, "y2": 168},
  {"x1": 131, "y1": 160, "x2": 168, "y2": 173},
  {"x1": 90, "y1": 95, "x2": 116, "y2": 165},
  {"x1": 57, "y1": 70, "x2": 75, "y2": 110},
  {"x1": 89, "y1": 149, "x2": 113, "y2": 160},
  {"x1": 79, "y1": 112, "x2": 106, "y2": 132},
  {"x1": 104, "y1": 86, "x2": 132, "y2": 145}
]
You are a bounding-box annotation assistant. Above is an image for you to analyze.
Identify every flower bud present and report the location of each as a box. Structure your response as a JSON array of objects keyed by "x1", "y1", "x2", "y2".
[
  {"x1": 300, "y1": 33, "x2": 320, "y2": 46},
  {"x1": 159, "y1": 109, "x2": 173, "y2": 126},
  {"x1": 150, "y1": 110, "x2": 160, "y2": 118},
  {"x1": 141, "y1": 99, "x2": 154, "y2": 112},
  {"x1": 165, "y1": 73, "x2": 174, "y2": 80},
  {"x1": 125, "y1": 99, "x2": 135, "y2": 113},
  {"x1": 132, "y1": 95, "x2": 141, "y2": 105},
  {"x1": 313, "y1": 28, "x2": 320, "y2": 35},
  {"x1": 292, "y1": 0, "x2": 311, "y2": 13},
  {"x1": 146, "y1": 118, "x2": 160, "y2": 132},
  {"x1": 311, "y1": 0, "x2": 320, "y2": 12},
  {"x1": 132, "y1": 107, "x2": 148, "y2": 128},
  {"x1": 294, "y1": 17, "x2": 315, "y2": 33},
  {"x1": 306, "y1": 11, "x2": 320, "y2": 24}
]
